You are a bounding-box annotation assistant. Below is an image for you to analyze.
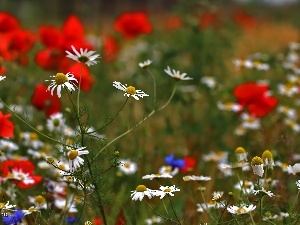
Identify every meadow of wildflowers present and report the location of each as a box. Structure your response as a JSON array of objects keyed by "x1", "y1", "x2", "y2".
[{"x1": 0, "y1": 0, "x2": 300, "y2": 224}]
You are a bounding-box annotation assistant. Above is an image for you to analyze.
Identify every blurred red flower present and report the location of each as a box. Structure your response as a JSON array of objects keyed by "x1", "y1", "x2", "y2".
[
  {"x1": 232, "y1": 9, "x2": 258, "y2": 31},
  {"x1": 0, "y1": 12, "x2": 35, "y2": 65},
  {"x1": 65, "y1": 62, "x2": 94, "y2": 92},
  {"x1": 163, "y1": 15, "x2": 182, "y2": 30},
  {"x1": 35, "y1": 15, "x2": 93, "y2": 71},
  {"x1": 180, "y1": 156, "x2": 197, "y2": 173},
  {"x1": 0, "y1": 110, "x2": 14, "y2": 138},
  {"x1": 114, "y1": 12, "x2": 153, "y2": 39},
  {"x1": 102, "y1": 35, "x2": 119, "y2": 62},
  {"x1": 31, "y1": 83, "x2": 61, "y2": 117},
  {"x1": 233, "y1": 82, "x2": 278, "y2": 117},
  {"x1": 199, "y1": 11, "x2": 220, "y2": 29},
  {"x1": 93, "y1": 217, "x2": 102, "y2": 225},
  {"x1": 0, "y1": 159, "x2": 42, "y2": 189}
]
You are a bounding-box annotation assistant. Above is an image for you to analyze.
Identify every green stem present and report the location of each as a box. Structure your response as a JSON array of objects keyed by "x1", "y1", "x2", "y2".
[
  {"x1": 87, "y1": 97, "x2": 129, "y2": 135},
  {"x1": 77, "y1": 64, "x2": 83, "y2": 115},
  {"x1": 217, "y1": 195, "x2": 232, "y2": 224},
  {"x1": 0, "y1": 98, "x2": 72, "y2": 148},
  {"x1": 168, "y1": 195, "x2": 182, "y2": 225},
  {"x1": 147, "y1": 68, "x2": 157, "y2": 107},
  {"x1": 93, "y1": 83, "x2": 178, "y2": 161}
]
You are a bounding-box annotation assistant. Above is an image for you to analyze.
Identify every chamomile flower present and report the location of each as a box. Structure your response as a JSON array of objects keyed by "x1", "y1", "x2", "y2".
[
  {"x1": 217, "y1": 102, "x2": 243, "y2": 112},
  {"x1": 139, "y1": 59, "x2": 152, "y2": 68},
  {"x1": 54, "y1": 196, "x2": 78, "y2": 213},
  {"x1": 212, "y1": 191, "x2": 224, "y2": 201},
  {"x1": 164, "y1": 66, "x2": 193, "y2": 80},
  {"x1": 251, "y1": 156, "x2": 264, "y2": 177},
  {"x1": 22, "y1": 206, "x2": 40, "y2": 215},
  {"x1": 28, "y1": 195, "x2": 47, "y2": 209},
  {"x1": 46, "y1": 112, "x2": 66, "y2": 132},
  {"x1": 277, "y1": 105, "x2": 297, "y2": 119},
  {"x1": 158, "y1": 166, "x2": 179, "y2": 176},
  {"x1": 0, "y1": 76, "x2": 6, "y2": 81},
  {"x1": 284, "y1": 118, "x2": 300, "y2": 132},
  {"x1": 46, "y1": 72, "x2": 78, "y2": 98},
  {"x1": 235, "y1": 147, "x2": 248, "y2": 162},
  {"x1": 287, "y1": 163, "x2": 300, "y2": 175},
  {"x1": 183, "y1": 175, "x2": 211, "y2": 182},
  {"x1": 240, "y1": 113, "x2": 260, "y2": 130},
  {"x1": 278, "y1": 83, "x2": 299, "y2": 97},
  {"x1": 0, "y1": 201, "x2": 16, "y2": 210},
  {"x1": 142, "y1": 173, "x2": 173, "y2": 180},
  {"x1": 262, "y1": 150, "x2": 275, "y2": 169},
  {"x1": 252, "y1": 187, "x2": 275, "y2": 197},
  {"x1": 131, "y1": 185, "x2": 155, "y2": 201},
  {"x1": 118, "y1": 159, "x2": 137, "y2": 175},
  {"x1": 275, "y1": 161, "x2": 289, "y2": 172},
  {"x1": 227, "y1": 204, "x2": 256, "y2": 214},
  {"x1": 20, "y1": 132, "x2": 44, "y2": 149},
  {"x1": 67, "y1": 147, "x2": 89, "y2": 172},
  {"x1": 113, "y1": 81, "x2": 149, "y2": 100},
  {"x1": 154, "y1": 185, "x2": 180, "y2": 199},
  {"x1": 201, "y1": 76, "x2": 217, "y2": 88},
  {"x1": 145, "y1": 216, "x2": 163, "y2": 224},
  {"x1": 234, "y1": 180, "x2": 254, "y2": 195},
  {"x1": 203, "y1": 151, "x2": 228, "y2": 163},
  {"x1": 6, "y1": 169, "x2": 35, "y2": 185},
  {"x1": 65, "y1": 45, "x2": 100, "y2": 67}
]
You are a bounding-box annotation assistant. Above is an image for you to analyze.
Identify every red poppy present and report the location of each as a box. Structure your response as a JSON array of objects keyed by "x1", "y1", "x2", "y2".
[
  {"x1": 233, "y1": 82, "x2": 278, "y2": 117},
  {"x1": 102, "y1": 35, "x2": 119, "y2": 62},
  {"x1": 31, "y1": 83, "x2": 61, "y2": 117},
  {"x1": 232, "y1": 9, "x2": 258, "y2": 31},
  {"x1": 35, "y1": 15, "x2": 93, "y2": 71},
  {"x1": 65, "y1": 62, "x2": 94, "y2": 92},
  {"x1": 0, "y1": 159, "x2": 42, "y2": 189},
  {"x1": 163, "y1": 16, "x2": 182, "y2": 30},
  {"x1": 93, "y1": 217, "x2": 102, "y2": 225},
  {"x1": 0, "y1": 110, "x2": 14, "y2": 138},
  {"x1": 0, "y1": 12, "x2": 20, "y2": 33},
  {"x1": 0, "y1": 66, "x2": 6, "y2": 75},
  {"x1": 180, "y1": 156, "x2": 197, "y2": 173},
  {"x1": 199, "y1": 11, "x2": 220, "y2": 29},
  {"x1": 114, "y1": 12, "x2": 153, "y2": 39}
]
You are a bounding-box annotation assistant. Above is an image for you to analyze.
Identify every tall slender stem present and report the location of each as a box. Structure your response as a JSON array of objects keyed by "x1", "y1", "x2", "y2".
[
  {"x1": 168, "y1": 195, "x2": 182, "y2": 225},
  {"x1": 77, "y1": 64, "x2": 83, "y2": 115}
]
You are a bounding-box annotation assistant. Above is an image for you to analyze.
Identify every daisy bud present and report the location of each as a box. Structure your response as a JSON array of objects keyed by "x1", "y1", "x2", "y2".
[
  {"x1": 262, "y1": 150, "x2": 275, "y2": 169},
  {"x1": 235, "y1": 147, "x2": 248, "y2": 162},
  {"x1": 251, "y1": 156, "x2": 264, "y2": 177}
]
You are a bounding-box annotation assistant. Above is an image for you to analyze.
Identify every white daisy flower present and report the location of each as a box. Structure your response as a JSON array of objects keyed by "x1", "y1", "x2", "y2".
[
  {"x1": 113, "y1": 81, "x2": 149, "y2": 100},
  {"x1": 158, "y1": 166, "x2": 179, "y2": 176},
  {"x1": 142, "y1": 173, "x2": 173, "y2": 180},
  {"x1": 131, "y1": 185, "x2": 155, "y2": 201},
  {"x1": 277, "y1": 105, "x2": 297, "y2": 119},
  {"x1": 197, "y1": 200, "x2": 225, "y2": 212},
  {"x1": 287, "y1": 163, "x2": 300, "y2": 175},
  {"x1": 139, "y1": 59, "x2": 152, "y2": 68},
  {"x1": 0, "y1": 201, "x2": 16, "y2": 210},
  {"x1": 234, "y1": 126, "x2": 247, "y2": 136},
  {"x1": 65, "y1": 45, "x2": 100, "y2": 67},
  {"x1": 118, "y1": 159, "x2": 137, "y2": 175},
  {"x1": 284, "y1": 118, "x2": 300, "y2": 132},
  {"x1": 217, "y1": 163, "x2": 233, "y2": 177},
  {"x1": 203, "y1": 151, "x2": 228, "y2": 163},
  {"x1": 0, "y1": 76, "x2": 6, "y2": 81},
  {"x1": 0, "y1": 139, "x2": 19, "y2": 152},
  {"x1": 252, "y1": 187, "x2": 274, "y2": 197},
  {"x1": 145, "y1": 216, "x2": 163, "y2": 224},
  {"x1": 235, "y1": 147, "x2": 248, "y2": 162},
  {"x1": 6, "y1": 169, "x2": 35, "y2": 185},
  {"x1": 182, "y1": 175, "x2": 211, "y2": 182},
  {"x1": 154, "y1": 185, "x2": 180, "y2": 199},
  {"x1": 278, "y1": 83, "x2": 299, "y2": 97},
  {"x1": 200, "y1": 76, "x2": 217, "y2": 88},
  {"x1": 46, "y1": 72, "x2": 78, "y2": 98},
  {"x1": 68, "y1": 147, "x2": 89, "y2": 172},
  {"x1": 22, "y1": 206, "x2": 40, "y2": 215},
  {"x1": 20, "y1": 132, "x2": 44, "y2": 149},
  {"x1": 164, "y1": 66, "x2": 193, "y2": 80},
  {"x1": 227, "y1": 204, "x2": 256, "y2": 214},
  {"x1": 234, "y1": 180, "x2": 254, "y2": 195},
  {"x1": 212, "y1": 191, "x2": 224, "y2": 201},
  {"x1": 217, "y1": 102, "x2": 243, "y2": 112},
  {"x1": 54, "y1": 196, "x2": 78, "y2": 213},
  {"x1": 46, "y1": 112, "x2": 66, "y2": 132},
  {"x1": 240, "y1": 113, "x2": 260, "y2": 130},
  {"x1": 275, "y1": 161, "x2": 289, "y2": 173}
]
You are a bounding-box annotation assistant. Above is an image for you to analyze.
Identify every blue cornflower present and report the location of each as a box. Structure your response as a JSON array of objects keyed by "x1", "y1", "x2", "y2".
[
  {"x1": 65, "y1": 215, "x2": 78, "y2": 224},
  {"x1": 2, "y1": 210, "x2": 24, "y2": 225},
  {"x1": 165, "y1": 154, "x2": 185, "y2": 168}
]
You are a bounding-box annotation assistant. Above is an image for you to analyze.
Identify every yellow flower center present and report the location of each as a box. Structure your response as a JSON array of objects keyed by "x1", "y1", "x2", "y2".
[
  {"x1": 251, "y1": 156, "x2": 263, "y2": 165},
  {"x1": 164, "y1": 166, "x2": 172, "y2": 173},
  {"x1": 124, "y1": 162, "x2": 130, "y2": 168},
  {"x1": 0, "y1": 203, "x2": 5, "y2": 209},
  {"x1": 17, "y1": 173, "x2": 25, "y2": 180},
  {"x1": 58, "y1": 164, "x2": 66, "y2": 170},
  {"x1": 164, "y1": 188, "x2": 171, "y2": 192},
  {"x1": 282, "y1": 163, "x2": 288, "y2": 169},
  {"x1": 30, "y1": 132, "x2": 39, "y2": 140},
  {"x1": 68, "y1": 150, "x2": 78, "y2": 160},
  {"x1": 28, "y1": 206, "x2": 36, "y2": 213},
  {"x1": 125, "y1": 86, "x2": 136, "y2": 95},
  {"x1": 246, "y1": 116, "x2": 256, "y2": 123},
  {"x1": 136, "y1": 185, "x2": 147, "y2": 192},
  {"x1": 237, "y1": 207, "x2": 247, "y2": 214},
  {"x1": 46, "y1": 157, "x2": 55, "y2": 164},
  {"x1": 235, "y1": 147, "x2": 246, "y2": 154},
  {"x1": 183, "y1": 176, "x2": 191, "y2": 181},
  {"x1": 35, "y1": 195, "x2": 46, "y2": 204},
  {"x1": 55, "y1": 73, "x2": 68, "y2": 85},
  {"x1": 243, "y1": 181, "x2": 252, "y2": 188}
]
